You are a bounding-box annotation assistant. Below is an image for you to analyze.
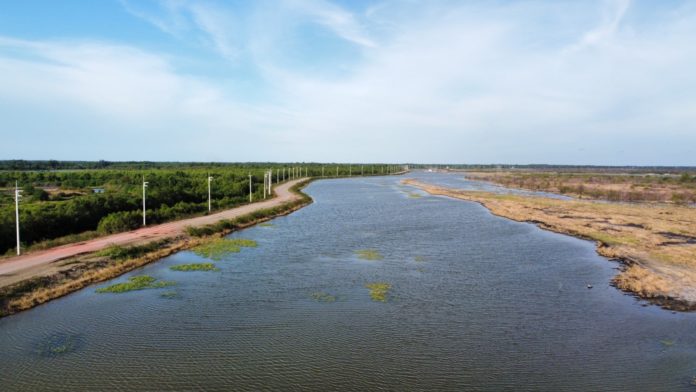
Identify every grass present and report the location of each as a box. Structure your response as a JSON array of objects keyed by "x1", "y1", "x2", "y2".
[
  {"x1": 170, "y1": 263, "x2": 219, "y2": 272},
  {"x1": 96, "y1": 241, "x2": 167, "y2": 261},
  {"x1": 311, "y1": 292, "x2": 337, "y2": 302},
  {"x1": 355, "y1": 249, "x2": 384, "y2": 260},
  {"x1": 365, "y1": 282, "x2": 392, "y2": 302},
  {"x1": 259, "y1": 222, "x2": 274, "y2": 227},
  {"x1": 96, "y1": 275, "x2": 175, "y2": 293},
  {"x1": 192, "y1": 238, "x2": 257, "y2": 261}
]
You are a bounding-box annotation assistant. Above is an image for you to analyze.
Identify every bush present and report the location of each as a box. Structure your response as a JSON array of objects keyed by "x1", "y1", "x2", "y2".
[{"x1": 97, "y1": 211, "x2": 142, "y2": 234}]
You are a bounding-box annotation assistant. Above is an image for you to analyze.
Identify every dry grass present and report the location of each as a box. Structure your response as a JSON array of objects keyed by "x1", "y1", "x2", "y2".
[{"x1": 404, "y1": 179, "x2": 696, "y2": 309}]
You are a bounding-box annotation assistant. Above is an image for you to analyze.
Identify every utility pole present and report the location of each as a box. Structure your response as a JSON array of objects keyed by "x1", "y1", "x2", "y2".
[
  {"x1": 208, "y1": 175, "x2": 213, "y2": 212},
  {"x1": 263, "y1": 172, "x2": 267, "y2": 199},
  {"x1": 349, "y1": 165, "x2": 352, "y2": 177},
  {"x1": 268, "y1": 170, "x2": 272, "y2": 196},
  {"x1": 14, "y1": 181, "x2": 21, "y2": 255},
  {"x1": 248, "y1": 173, "x2": 253, "y2": 202},
  {"x1": 322, "y1": 166, "x2": 325, "y2": 177},
  {"x1": 336, "y1": 166, "x2": 339, "y2": 177},
  {"x1": 142, "y1": 176, "x2": 148, "y2": 226},
  {"x1": 361, "y1": 165, "x2": 363, "y2": 176}
]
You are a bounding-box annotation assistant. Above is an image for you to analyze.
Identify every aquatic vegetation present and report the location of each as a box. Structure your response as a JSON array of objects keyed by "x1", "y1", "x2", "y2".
[
  {"x1": 227, "y1": 238, "x2": 258, "y2": 248},
  {"x1": 170, "y1": 263, "x2": 219, "y2": 272},
  {"x1": 660, "y1": 339, "x2": 675, "y2": 347},
  {"x1": 192, "y1": 238, "x2": 257, "y2": 261},
  {"x1": 311, "y1": 292, "x2": 337, "y2": 302},
  {"x1": 259, "y1": 222, "x2": 274, "y2": 227},
  {"x1": 355, "y1": 249, "x2": 384, "y2": 260},
  {"x1": 407, "y1": 192, "x2": 423, "y2": 198},
  {"x1": 160, "y1": 291, "x2": 178, "y2": 299},
  {"x1": 36, "y1": 333, "x2": 82, "y2": 357},
  {"x1": 414, "y1": 255, "x2": 426, "y2": 262},
  {"x1": 365, "y1": 282, "x2": 392, "y2": 302},
  {"x1": 96, "y1": 275, "x2": 175, "y2": 293}
]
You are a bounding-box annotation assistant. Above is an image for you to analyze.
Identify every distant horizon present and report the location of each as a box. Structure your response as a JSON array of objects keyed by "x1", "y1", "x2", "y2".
[{"x1": 1, "y1": 158, "x2": 696, "y2": 169}]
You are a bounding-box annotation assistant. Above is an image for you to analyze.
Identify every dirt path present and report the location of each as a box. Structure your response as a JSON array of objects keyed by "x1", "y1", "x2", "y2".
[{"x1": 0, "y1": 178, "x2": 308, "y2": 282}]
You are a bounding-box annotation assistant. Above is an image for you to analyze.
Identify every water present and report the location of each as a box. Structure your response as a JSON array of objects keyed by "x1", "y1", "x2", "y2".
[{"x1": 2, "y1": 173, "x2": 696, "y2": 391}]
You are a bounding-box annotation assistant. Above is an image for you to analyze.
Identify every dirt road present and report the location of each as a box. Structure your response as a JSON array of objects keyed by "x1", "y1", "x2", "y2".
[{"x1": 0, "y1": 178, "x2": 308, "y2": 281}]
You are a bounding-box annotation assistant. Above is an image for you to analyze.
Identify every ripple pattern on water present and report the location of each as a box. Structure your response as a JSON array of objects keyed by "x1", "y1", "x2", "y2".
[{"x1": 1, "y1": 173, "x2": 696, "y2": 391}]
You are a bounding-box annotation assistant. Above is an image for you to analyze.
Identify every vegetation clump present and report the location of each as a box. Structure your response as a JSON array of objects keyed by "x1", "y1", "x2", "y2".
[
  {"x1": 414, "y1": 255, "x2": 426, "y2": 262},
  {"x1": 407, "y1": 192, "x2": 423, "y2": 198},
  {"x1": 192, "y1": 238, "x2": 257, "y2": 261},
  {"x1": 365, "y1": 282, "x2": 392, "y2": 302},
  {"x1": 259, "y1": 222, "x2": 274, "y2": 227},
  {"x1": 37, "y1": 333, "x2": 82, "y2": 357},
  {"x1": 355, "y1": 249, "x2": 384, "y2": 260},
  {"x1": 311, "y1": 292, "x2": 337, "y2": 302},
  {"x1": 96, "y1": 275, "x2": 174, "y2": 293},
  {"x1": 170, "y1": 263, "x2": 219, "y2": 272}
]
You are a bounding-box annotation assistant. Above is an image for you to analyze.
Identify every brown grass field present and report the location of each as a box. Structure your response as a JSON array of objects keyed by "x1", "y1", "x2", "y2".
[
  {"x1": 404, "y1": 178, "x2": 696, "y2": 310},
  {"x1": 463, "y1": 171, "x2": 696, "y2": 204}
]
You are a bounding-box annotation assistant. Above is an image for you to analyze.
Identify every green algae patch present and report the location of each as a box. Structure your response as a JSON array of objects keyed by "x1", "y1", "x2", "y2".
[
  {"x1": 170, "y1": 263, "x2": 219, "y2": 272},
  {"x1": 96, "y1": 275, "x2": 174, "y2": 294},
  {"x1": 311, "y1": 292, "x2": 337, "y2": 303},
  {"x1": 192, "y1": 238, "x2": 257, "y2": 261},
  {"x1": 414, "y1": 255, "x2": 426, "y2": 262},
  {"x1": 365, "y1": 282, "x2": 392, "y2": 302},
  {"x1": 355, "y1": 249, "x2": 384, "y2": 261},
  {"x1": 407, "y1": 192, "x2": 423, "y2": 198}
]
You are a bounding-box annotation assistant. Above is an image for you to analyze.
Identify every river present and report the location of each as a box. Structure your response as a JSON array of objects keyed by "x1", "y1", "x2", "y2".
[{"x1": 2, "y1": 172, "x2": 696, "y2": 391}]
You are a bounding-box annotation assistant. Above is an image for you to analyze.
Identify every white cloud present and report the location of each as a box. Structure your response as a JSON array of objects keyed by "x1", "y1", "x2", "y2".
[{"x1": 2, "y1": 1, "x2": 696, "y2": 164}]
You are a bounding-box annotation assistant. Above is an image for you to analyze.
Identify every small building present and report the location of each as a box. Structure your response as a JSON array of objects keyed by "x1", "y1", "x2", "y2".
[{"x1": 92, "y1": 188, "x2": 105, "y2": 194}]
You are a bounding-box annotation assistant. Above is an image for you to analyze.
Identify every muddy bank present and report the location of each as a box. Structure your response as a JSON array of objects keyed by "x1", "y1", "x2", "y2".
[{"x1": 404, "y1": 179, "x2": 696, "y2": 311}]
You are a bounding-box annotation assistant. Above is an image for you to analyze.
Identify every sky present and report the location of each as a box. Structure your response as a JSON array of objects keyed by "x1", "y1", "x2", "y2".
[{"x1": 0, "y1": 0, "x2": 695, "y2": 165}]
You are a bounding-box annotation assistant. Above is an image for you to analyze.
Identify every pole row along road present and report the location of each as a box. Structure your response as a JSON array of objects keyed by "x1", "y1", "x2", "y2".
[{"x1": 0, "y1": 178, "x2": 309, "y2": 282}]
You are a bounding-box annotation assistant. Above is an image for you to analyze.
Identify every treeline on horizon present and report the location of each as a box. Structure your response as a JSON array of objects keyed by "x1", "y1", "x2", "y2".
[{"x1": 0, "y1": 163, "x2": 401, "y2": 255}]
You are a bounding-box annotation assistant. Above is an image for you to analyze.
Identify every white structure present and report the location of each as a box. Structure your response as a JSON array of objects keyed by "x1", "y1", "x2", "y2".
[
  {"x1": 14, "y1": 181, "x2": 22, "y2": 255},
  {"x1": 248, "y1": 173, "x2": 253, "y2": 202},
  {"x1": 268, "y1": 170, "x2": 272, "y2": 196},
  {"x1": 208, "y1": 176, "x2": 214, "y2": 212},
  {"x1": 142, "y1": 178, "x2": 149, "y2": 226}
]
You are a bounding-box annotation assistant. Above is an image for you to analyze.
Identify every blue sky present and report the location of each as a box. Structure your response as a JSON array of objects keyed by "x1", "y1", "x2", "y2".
[{"x1": 1, "y1": 0, "x2": 695, "y2": 165}]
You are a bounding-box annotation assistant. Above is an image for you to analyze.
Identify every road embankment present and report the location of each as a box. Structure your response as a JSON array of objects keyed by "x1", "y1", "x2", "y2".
[
  {"x1": 0, "y1": 179, "x2": 313, "y2": 317},
  {"x1": 404, "y1": 179, "x2": 696, "y2": 311}
]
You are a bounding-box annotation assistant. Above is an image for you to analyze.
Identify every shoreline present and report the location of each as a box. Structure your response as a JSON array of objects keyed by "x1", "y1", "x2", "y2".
[
  {"x1": 403, "y1": 178, "x2": 696, "y2": 311},
  {"x1": 0, "y1": 180, "x2": 314, "y2": 318}
]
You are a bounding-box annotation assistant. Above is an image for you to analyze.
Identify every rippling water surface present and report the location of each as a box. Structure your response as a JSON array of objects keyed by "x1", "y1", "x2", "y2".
[{"x1": 2, "y1": 172, "x2": 696, "y2": 391}]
